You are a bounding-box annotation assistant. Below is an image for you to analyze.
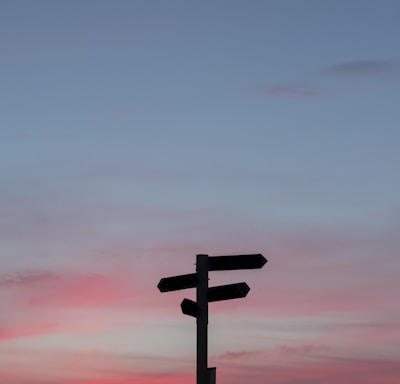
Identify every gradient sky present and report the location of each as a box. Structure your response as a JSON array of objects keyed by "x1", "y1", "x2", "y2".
[{"x1": 1, "y1": 1, "x2": 400, "y2": 383}]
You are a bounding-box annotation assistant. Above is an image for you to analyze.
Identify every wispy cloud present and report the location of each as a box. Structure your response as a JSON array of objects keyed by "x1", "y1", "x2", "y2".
[
  {"x1": 215, "y1": 344, "x2": 327, "y2": 361},
  {"x1": 256, "y1": 58, "x2": 400, "y2": 100},
  {"x1": 0, "y1": 270, "x2": 57, "y2": 287},
  {"x1": 254, "y1": 84, "x2": 325, "y2": 100},
  {"x1": 319, "y1": 59, "x2": 400, "y2": 76},
  {"x1": 215, "y1": 349, "x2": 265, "y2": 361}
]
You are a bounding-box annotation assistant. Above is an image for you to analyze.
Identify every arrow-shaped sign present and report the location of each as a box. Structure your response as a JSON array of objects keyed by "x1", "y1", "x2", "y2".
[
  {"x1": 208, "y1": 254, "x2": 267, "y2": 271},
  {"x1": 157, "y1": 273, "x2": 198, "y2": 292},
  {"x1": 207, "y1": 282, "x2": 250, "y2": 302},
  {"x1": 181, "y1": 298, "x2": 198, "y2": 318}
]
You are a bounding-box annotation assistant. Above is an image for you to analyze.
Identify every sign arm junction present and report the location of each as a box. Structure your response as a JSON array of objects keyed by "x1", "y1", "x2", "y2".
[{"x1": 157, "y1": 253, "x2": 267, "y2": 384}]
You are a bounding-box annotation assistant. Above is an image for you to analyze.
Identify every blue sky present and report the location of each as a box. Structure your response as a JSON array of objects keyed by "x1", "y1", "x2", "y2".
[{"x1": 1, "y1": 1, "x2": 400, "y2": 384}]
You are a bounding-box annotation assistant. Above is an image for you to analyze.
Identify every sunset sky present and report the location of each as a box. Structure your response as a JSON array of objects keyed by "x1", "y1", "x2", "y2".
[{"x1": 1, "y1": 1, "x2": 400, "y2": 383}]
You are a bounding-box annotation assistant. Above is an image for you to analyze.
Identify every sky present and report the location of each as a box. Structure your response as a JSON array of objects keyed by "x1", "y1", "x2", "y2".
[{"x1": 0, "y1": 0, "x2": 399, "y2": 383}]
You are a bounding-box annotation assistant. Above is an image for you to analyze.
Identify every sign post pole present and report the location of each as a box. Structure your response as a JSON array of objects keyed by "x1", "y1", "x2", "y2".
[{"x1": 196, "y1": 254, "x2": 209, "y2": 384}]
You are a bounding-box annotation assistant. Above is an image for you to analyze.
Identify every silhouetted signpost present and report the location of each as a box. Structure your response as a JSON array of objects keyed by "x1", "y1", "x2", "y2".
[{"x1": 157, "y1": 253, "x2": 267, "y2": 384}]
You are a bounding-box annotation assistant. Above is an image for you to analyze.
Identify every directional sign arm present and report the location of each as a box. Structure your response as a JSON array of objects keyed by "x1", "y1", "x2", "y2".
[
  {"x1": 207, "y1": 282, "x2": 250, "y2": 302},
  {"x1": 208, "y1": 254, "x2": 267, "y2": 271},
  {"x1": 181, "y1": 298, "x2": 198, "y2": 318},
  {"x1": 157, "y1": 273, "x2": 198, "y2": 292}
]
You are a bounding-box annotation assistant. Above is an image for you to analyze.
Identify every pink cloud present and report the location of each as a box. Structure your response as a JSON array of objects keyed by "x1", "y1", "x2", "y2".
[
  {"x1": 326, "y1": 318, "x2": 400, "y2": 348},
  {"x1": 26, "y1": 274, "x2": 127, "y2": 308},
  {"x1": 0, "y1": 323, "x2": 59, "y2": 341},
  {"x1": 1, "y1": 339, "x2": 399, "y2": 384},
  {"x1": 0, "y1": 311, "x2": 118, "y2": 341},
  {"x1": 0, "y1": 269, "x2": 143, "y2": 341},
  {"x1": 1, "y1": 270, "x2": 130, "y2": 308},
  {"x1": 215, "y1": 349, "x2": 265, "y2": 361},
  {"x1": 0, "y1": 263, "x2": 208, "y2": 341},
  {"x1": 0, "y1": 348, "x2": 194, "y2": 384},
  {"x1": 214, "y1": 344, "x2": 327, "y2": 362},
  {"x1": 203, "y1": 339, "x2": 400, "y2": 383},
  {"x1": 72, "y1": 375, "x2": 193, "y2": 384},
  {"x1": 279, "y1": 344, "x2": 323, "y2": 357},
  {"x1": 219, "y1": 356, "x2": 400, "y2": 384}
]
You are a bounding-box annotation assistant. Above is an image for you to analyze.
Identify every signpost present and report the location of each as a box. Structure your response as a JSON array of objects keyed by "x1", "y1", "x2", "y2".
[{"x1": 157, "y1": 253, "x2": 267, "y2": 384}]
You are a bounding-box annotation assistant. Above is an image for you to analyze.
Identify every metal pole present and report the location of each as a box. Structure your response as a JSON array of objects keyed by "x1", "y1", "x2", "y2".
[{"x1": 196, "y1": 254, "x2": 209, "y2": 384}]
